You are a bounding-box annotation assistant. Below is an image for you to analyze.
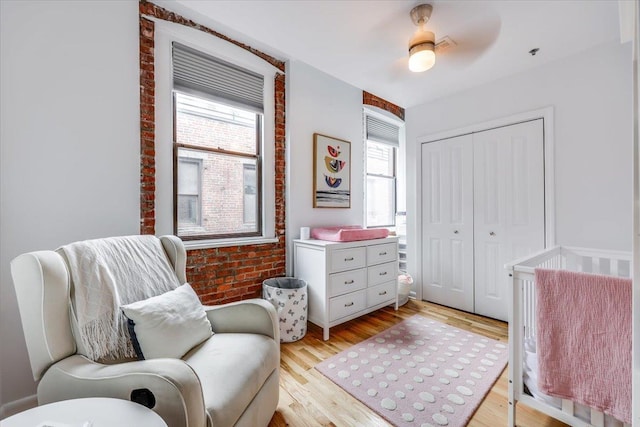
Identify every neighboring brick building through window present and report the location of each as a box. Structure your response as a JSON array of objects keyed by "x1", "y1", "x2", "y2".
[{"x1": 175, "y1": 92, "x2": 261, "y2": 239}]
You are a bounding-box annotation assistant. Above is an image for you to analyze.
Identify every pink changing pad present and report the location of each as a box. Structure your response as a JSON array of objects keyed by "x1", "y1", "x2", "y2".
[{"x1": 310, "y1": 226, "x2": 389, "y2": 242}]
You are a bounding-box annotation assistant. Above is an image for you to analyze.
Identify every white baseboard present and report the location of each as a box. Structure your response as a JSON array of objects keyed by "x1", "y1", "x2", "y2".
[{"x1": 0, "y1": 394, "x2": 37, "y2": 419}]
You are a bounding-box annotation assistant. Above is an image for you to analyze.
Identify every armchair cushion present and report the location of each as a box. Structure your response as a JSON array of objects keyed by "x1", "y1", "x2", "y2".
[
  {"x1": 184, "y1": 332, "x2": 279, "y2": 427},
  {"x1": 121, "y1": 283, "x2": 213, "y2": 359}
]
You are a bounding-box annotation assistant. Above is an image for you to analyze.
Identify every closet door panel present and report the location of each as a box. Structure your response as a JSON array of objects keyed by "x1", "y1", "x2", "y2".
[
  {"x1": 474, "y1": 119, "x2": 545, "y2": 321},
  {"x1": 478, "y1": 240, "x2": 502, "y2": 298},
  {"x1": 450, "y1": 239, "x2": 465, "y2": 292},
  {"x1": 474, "y1": 132, "x2": 508, "y2": 320},
  {"x1": 421, "y1": 135, "x2": 474, "y2": 312},
  {"x1": 506, "y1": 126, "x2": 545, "y2": 259}
]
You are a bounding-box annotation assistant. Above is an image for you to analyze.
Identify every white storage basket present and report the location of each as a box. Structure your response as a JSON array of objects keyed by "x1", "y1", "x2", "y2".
[{"x1": 263, "y1": 277, "x2": 308, "y2": 343}]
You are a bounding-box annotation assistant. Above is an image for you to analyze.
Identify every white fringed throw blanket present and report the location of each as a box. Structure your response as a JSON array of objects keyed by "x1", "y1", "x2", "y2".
[{"x1": 60, "y1": 235, "x2": 181, "y2": 361}]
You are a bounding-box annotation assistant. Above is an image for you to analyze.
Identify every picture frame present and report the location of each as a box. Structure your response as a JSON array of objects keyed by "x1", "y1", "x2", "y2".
[{"x1": 313, "y1": 133, "x2": 351, "y2": 208}]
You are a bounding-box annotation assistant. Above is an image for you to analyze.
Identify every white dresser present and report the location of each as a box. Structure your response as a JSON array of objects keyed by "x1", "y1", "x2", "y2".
[{"x1": 293, "y1": 237, "x2": 399, "y2": 340}]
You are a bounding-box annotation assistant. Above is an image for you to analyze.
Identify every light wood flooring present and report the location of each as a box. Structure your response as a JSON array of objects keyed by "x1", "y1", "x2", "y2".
[{"x1": 269, "y1": 298, "x2": 568, "y2": 427}]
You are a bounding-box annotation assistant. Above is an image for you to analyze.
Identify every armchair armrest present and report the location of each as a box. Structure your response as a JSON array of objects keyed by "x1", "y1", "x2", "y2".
[
  {"x1": 38, "y1": 355, "x2": 206, "y2": 427},
  {"x1": 204, "y1": 299, "x2": 279, "y2": 342}
]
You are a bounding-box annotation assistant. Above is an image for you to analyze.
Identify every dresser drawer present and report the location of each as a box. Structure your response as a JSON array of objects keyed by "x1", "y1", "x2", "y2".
[
  {"x1": 367, "y1": 242, "x2": 397, "y2": 265},
  {"x1": 329, "y1": 268, "x2": 367, "y2": 297},
  {"x1": 368, "y1": 261, "x2": 397, "y2": 287},
  {"x1": 367, "y1": 281, "x2": 396, "y2": 307},
  {"x1": 329, "y1": 247, "x2": 366, "y2": 273},
  {"x1": 329, "y1": 290, "x2": 366, "y2": 321}
]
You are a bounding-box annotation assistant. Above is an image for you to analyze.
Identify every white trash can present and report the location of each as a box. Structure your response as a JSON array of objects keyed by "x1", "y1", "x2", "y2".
[{"x1": 262, "y1": 277, "x2": 308, "y2": 343}]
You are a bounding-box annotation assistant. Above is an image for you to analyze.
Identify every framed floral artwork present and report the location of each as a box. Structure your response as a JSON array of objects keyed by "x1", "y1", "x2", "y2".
[{"x1": 313, "y1": 133, "x2": 351, "y2": 208}]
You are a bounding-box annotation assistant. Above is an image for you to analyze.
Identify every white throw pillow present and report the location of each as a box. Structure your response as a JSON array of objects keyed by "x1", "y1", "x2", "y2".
[{"x1": 121, "y1": 283, "x2": 213, "y2": 359}]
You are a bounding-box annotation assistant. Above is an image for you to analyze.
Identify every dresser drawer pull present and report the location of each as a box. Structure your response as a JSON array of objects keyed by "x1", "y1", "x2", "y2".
[
  {"x1": 379, "y1": 271, "x2": 388, "y2": 276},
  {"x1": 344, "y1": 279, "x2": 355, "y2": 284},
  {"x1": 344, "y1": 257, "x2": 354, "y2": 261},
  {"x1": 378, "y1": 291, "x2": 387, "y2": 296},
  {"x1": 379, "y1": 251, "x2": 387, "y2": 256},
  {"x1": 344, "y1": 302, "x2": 354, "y2": 307}
]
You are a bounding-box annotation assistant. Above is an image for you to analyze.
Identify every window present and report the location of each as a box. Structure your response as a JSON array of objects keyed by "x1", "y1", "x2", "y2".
[
  {"x1": 243, "y1": 164, "x2": 257, "y2": 224},
  {"x1": 365, "y1": 115, "x2": 400, "y2": 228},
  {"x1": 172, "y1": 43, "x2": 264, "y2": 240},
  {"x1": 177, "y1": 157, "x2": 202, "y2": 227}
]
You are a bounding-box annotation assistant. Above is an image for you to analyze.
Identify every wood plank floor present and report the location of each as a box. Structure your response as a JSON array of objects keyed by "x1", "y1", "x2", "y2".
[{"x1": 269, "y1": 299, "x2": 568, "y2": 427}]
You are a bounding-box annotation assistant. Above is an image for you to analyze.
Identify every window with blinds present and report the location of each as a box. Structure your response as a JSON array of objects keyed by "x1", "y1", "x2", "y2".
[
  {"x1": 173, "y1": 43, "x2": 264, "y2": 239},
  {"x1": 365, "y1": 115, "x2": 400, "y2": 228}
]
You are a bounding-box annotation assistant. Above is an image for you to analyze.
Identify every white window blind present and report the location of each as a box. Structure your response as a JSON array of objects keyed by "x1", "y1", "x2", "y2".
[
  {"x1": 366, "y1": 116, "x2": 400, "y2": 147},
  {"x1": 172, "y1": 42, "x2": 264, "y2": 113}
]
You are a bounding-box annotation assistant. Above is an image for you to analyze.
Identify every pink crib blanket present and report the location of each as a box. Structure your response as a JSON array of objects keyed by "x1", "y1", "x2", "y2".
[{"x1": 534, "y1": 268, "x2": 632, "y2": 423}]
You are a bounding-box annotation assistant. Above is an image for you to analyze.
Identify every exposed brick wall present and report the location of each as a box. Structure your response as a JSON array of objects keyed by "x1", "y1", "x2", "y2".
[
  {"x1": 274, "y1": 73, "x2": 286, "y2": 235},
  {"x1": 139, "y1": 1, "x2": 285, "y2": 72},
  {"x1": 139, "y1": 1, "x2": 287, "y2": 305},
  {"x1": 363, "y1": 91, "x2": 405, "y2": 121},
  {"x1": 139, "y1": 16, "x2": 155, "y2": 235}
]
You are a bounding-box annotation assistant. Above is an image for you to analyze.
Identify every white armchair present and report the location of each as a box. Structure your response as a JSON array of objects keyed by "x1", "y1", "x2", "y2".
[{"x1": 10, "y1": 235, "x2": 280, "y2": 427}]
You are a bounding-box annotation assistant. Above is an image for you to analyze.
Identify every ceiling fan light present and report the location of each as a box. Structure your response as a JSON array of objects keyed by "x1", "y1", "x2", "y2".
[
  {"x1": 408, "y1": 30, "x2": 436, "y2": 72},
  {"x1": 409, "y1": 45, "x2": 436, "y2": 72}
]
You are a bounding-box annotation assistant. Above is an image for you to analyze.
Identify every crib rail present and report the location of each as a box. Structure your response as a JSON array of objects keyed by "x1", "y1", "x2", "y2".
[
  {"x1": 507, "y1": 246, "x2": 631, "y2": 277},
  {"x1": 506, "y1": 246, "x2": 632, "y2": 427}
]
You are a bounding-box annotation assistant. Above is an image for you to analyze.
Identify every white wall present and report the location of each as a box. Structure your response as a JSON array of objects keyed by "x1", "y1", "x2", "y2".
[
  {"x1": 0, "y1": 0, "x2": 140, "y2": 412},
  {"x1": 286, "y1": 60, "x2": 365, "y2": 272},
  {"x1": 405, "y1": 41, "x2": 633, "y2": 288}
]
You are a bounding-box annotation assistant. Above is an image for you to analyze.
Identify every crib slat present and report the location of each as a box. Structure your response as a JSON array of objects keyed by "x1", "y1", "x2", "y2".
[
  {"x1": 526, "y1": 280, "x2": 535, "y2": 338},
  {"x1": 561, "y1": 399, "x2": 573, "y2": 415},
  {"x1": 590, "y1": 408, "x2": 604, "y2": 427},
  {"x1": 611, "y1": 259, "x2": 619, "y2": 276}
]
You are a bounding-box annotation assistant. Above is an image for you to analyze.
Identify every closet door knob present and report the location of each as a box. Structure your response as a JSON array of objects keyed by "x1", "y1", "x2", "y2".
[
  {"x1": 489, "y1": 231, "x2": 496, "y2": 236},
  {"x1": 453, "y1": 230, "x2": 459, "y2": 234}
]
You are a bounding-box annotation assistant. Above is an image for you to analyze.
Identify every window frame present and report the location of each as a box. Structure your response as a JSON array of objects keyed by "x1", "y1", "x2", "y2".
[
  {"x1": 154, "y1": 18, "x2": 278, "y2": 249},
  {"x1": 363, "y1": 108, "x2": 405, "y2": 230},
  {"x1": 175, "y1": 155, "x2": 203, "y2": 228},
  {"x1": 365, "y1": 140, "x2": 398, "y2": 228},
  {"x1": 242, "y1": 163, "x2": 258, "y2": 225},
  {"x1": 172, "y1": 91, "x2": 263, "y2": 240}
]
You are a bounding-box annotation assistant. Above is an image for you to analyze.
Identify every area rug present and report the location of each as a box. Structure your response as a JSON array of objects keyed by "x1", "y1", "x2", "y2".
[{"x1": 315, "y1": 315, "x2": 508, "y2": 427}]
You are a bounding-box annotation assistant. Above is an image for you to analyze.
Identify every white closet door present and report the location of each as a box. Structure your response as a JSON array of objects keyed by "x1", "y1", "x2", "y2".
[
  {"x1": 474, "y1": 119, "x2": 545, "y2": 321},
  {"x1": 421, "y1": 135, "x2": 474, "y2": 312}
]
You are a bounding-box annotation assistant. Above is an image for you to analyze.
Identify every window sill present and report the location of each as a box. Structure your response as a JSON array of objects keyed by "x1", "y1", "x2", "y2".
[{"x1": 183, "y1": 236, "x2": 279, "y2": 250}]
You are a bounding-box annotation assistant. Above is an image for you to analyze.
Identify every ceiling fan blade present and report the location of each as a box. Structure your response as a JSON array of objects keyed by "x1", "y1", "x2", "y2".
[
  {"x1": 435, "y1": 12, "x2": 502, "y2": 67},
  {"x1": 387, "y1": 56, "x2": 411, "y2": 81}
]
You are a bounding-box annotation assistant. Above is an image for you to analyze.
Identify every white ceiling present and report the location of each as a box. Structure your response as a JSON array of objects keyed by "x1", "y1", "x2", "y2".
[{"x1": 164, "y1": 0, "x2": 623, "y2": 109}]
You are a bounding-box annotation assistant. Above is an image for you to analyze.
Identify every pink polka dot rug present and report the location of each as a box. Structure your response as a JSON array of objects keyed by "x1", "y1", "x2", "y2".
[{"x1": 315, "y1": 315, "x2": 508, "y2": 426}]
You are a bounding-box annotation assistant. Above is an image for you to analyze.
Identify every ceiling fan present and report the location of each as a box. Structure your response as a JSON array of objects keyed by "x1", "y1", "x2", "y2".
[
  {"x1": 406, "y1": 3, "x2": 502, "y2": 73},
  {"x1": 408, "y1": 3, "x2": 442, "y2": 72}
]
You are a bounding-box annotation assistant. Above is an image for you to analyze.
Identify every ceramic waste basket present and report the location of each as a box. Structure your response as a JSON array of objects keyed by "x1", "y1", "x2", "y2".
[{"x1": 262, "y1": 277, "x2": 307, "y2": 342}]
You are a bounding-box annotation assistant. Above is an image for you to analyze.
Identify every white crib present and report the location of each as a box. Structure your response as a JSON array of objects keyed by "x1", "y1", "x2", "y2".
[{"x1": 505, "y1": 246, "x2": 632, "y2": 427}]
